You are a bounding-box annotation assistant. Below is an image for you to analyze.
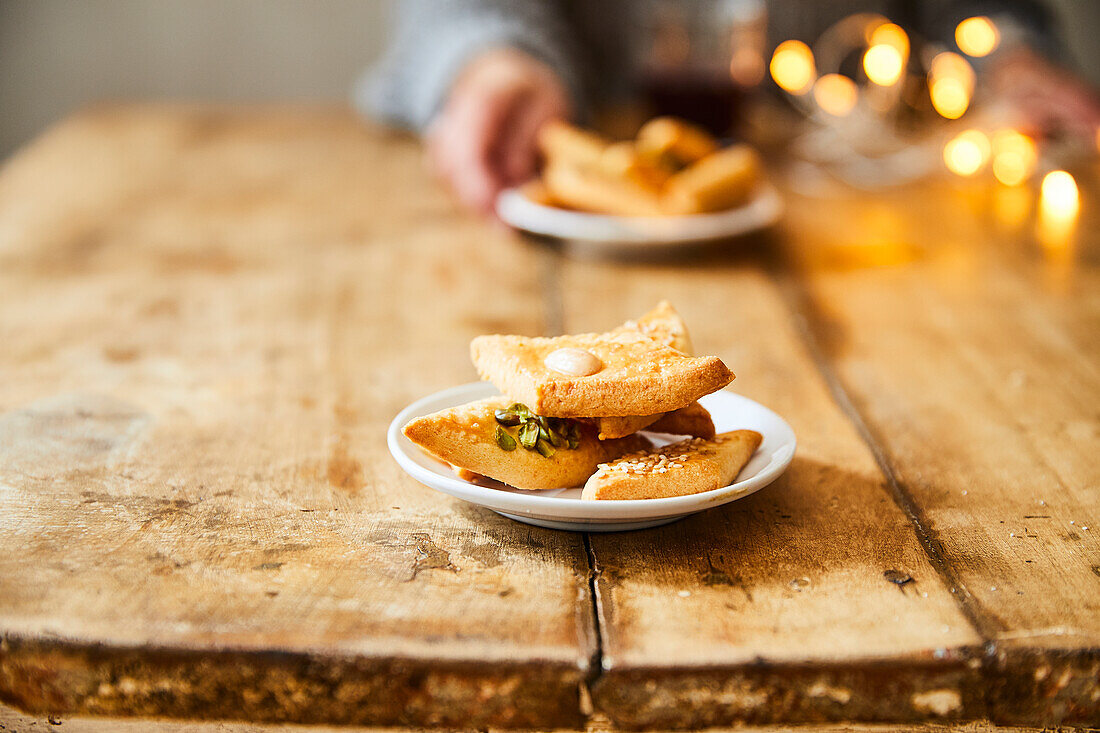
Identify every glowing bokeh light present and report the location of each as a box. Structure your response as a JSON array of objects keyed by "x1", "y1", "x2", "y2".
[
  {"x1": 943, "y1": 129, "x2": 990, "y2": 176},
  {"x1": 871, "y1": 23, "x2": 910, "y2": 56},
  {"x1": 993, "y1": 153, "x2": 1029, "y2": 186},
  {"x1": 991, "y1": 130, "x2": 1037, "y2": 186},
  {"x1": 770, "y1": 40, "x2": 816, "y2": 95},
  {"x1": 930, "y1": 52, "x2": 975, "y2": 88},
  {"x1": 956, "y1": 17, "x2": 1000, "y2": 57},
  {"x1": 931, "y1": 79, "x2": 971, "y2": 119},
  {"x1": 1040, "y1": 171, "x2": 1080, "y2": 218},
  {"x1": 813, "y1": 74, "x2": 858, "y2": 116},
  {"x1": 928, "y1": 53, "x2": 975, "y2": 119},
  {"x1": 1038, "y1": 171, "x2": 1079, "y2": 252},
  {"x1": 863, "y1": 44, "x2": 905, "y2": 85}
]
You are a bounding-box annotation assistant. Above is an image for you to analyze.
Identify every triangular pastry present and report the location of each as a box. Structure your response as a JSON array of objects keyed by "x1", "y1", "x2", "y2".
[
  {"x1": 588, "y1": 301, "x2": 698, "y2": 438},
  {"x1": 470, "y1": 307, "x2": 732, "y2": 418},
  {"x1": 403, "y1": 397, "x2": 650, "y2": 491},
  {"x1": 581, "y1": 430, "x2": 762, "y2": 500},
  {"x1": 611, "y1": 300, "x2": 693, "y2": 355},
  {"x1": 589, "y1": 401, "x2": 715, "y2": 440},
  {"x1": 647, "y1": 401, "x2": 715, "y2": 439}
]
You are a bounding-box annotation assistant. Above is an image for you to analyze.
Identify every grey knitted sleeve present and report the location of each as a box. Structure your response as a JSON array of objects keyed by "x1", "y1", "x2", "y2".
[{"x1": 355, "y1": 0, "x2": 582, "y2": 132}]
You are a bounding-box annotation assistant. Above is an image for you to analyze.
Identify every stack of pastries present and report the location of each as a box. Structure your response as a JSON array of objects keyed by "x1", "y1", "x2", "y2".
[
  {"x1": 526, "y1": 117, "x2": 761, "y2": 217},
  {"x1": 403, "y1": 303, "x2": 762, "y2": 500}
]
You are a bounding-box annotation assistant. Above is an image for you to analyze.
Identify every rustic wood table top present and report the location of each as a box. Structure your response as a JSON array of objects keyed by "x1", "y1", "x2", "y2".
[{"x1": 0, "y1": 105, "x2": 1096, "y2": 732}]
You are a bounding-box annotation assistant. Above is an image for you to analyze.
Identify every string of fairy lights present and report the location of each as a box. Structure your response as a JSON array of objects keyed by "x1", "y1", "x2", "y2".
[{"x1": 767, "y1": 14, "x2": 1083, "y2": 239}]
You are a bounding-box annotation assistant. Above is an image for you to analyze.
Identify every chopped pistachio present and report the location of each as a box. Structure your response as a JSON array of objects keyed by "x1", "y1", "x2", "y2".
[
  {"x1": 495, "y1": 426, "x2": 516, "y2": 451},
  {"x1": 518, "y1": 420, "x2": 540, "y2": 449},
  {"x1": 548, "y1": 428, "x2": 566, "y2": 448},
  {"x1": 494, "y1": 408, "x2": 523, "y2": 426}
]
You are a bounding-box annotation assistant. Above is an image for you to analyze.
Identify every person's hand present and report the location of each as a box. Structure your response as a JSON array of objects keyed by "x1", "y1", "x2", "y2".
[
  {"x1": 989, "y1": 46, "x2": 1100, "y2": 140},
  {"x1": 426, "y1": 48, "x2": 571, "y2": 213}
]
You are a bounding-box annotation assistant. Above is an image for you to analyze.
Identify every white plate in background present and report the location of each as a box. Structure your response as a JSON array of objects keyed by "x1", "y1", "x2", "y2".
[
  {"x1": 388, "y1": 382, "x2": 795, "y2": 532},
  {"x1": 495, "y1": 183, "x2": 782, "y2": 250}
]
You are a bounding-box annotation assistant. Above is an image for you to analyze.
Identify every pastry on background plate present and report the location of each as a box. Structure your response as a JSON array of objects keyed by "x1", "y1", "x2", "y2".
[{"x1": 532, "y1": 117, "x2": 760, "y2": 216}]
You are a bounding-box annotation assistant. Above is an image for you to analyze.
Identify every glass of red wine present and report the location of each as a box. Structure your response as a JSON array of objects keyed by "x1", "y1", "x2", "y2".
[{"x1": 634, "y1": 0, "x2": 767, "y2": 137}]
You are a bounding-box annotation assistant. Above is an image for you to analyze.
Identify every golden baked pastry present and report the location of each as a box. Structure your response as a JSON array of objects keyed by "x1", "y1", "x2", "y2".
[
  {"x1": 581, "y1": 430, "x2": 762, "y2": 500},
  {"x1": 537, "y1": 120, "x2": 610, "y2": 167},
  {"x1": 662, "y1": 145, "x2": 760, "y2": 215},
  {"x1": 470, "y1": 329, "x2": 732, "y2": 418},
  {"x1": 403, "y1": 397, "x2": 649, "y2": 490},
  {"x1": 587, "y1": 301, "x2": 694, "y2": 439},
  {"x1": 586, "y1": 401, "x2": 712, "y2": 440},
  {"x1": 529, "y1": 117, "x2": 759, "y2": 217},
  {"x1": 611, "y1": 300, "x2": 694, "y2": 355},
  {"x1": 636, "y1": 116, "x2": 719, "y2": 164},
  {"x1": 588, "y1": 413, "x2": 661, "y2": 441},
  {"x1": 647, "y1": 401, "x2": 716, "y2": 439},
  {"x1": 597, "y1": 141, "x2": 673, "y2": 190},
  {"x1": 543, "y1": 160, "x2": 666, "y2": 217}
]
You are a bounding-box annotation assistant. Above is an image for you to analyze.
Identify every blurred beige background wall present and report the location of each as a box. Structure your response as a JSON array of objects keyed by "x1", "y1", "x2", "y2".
[
  {"x1": 0, "y1": 0, "x2": 392, "y2": 157},
  {"x1": 1, "y1": 0, "x2": 1097, "y2": 159}
]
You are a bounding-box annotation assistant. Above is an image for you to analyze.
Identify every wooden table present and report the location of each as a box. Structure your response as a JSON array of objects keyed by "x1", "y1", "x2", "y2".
[{"x1": 0, "y1": 105, "x2": 1096, "y2": 731}]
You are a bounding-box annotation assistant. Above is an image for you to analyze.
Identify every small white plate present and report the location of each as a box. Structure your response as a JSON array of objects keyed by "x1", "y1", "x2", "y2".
[
  {"x1": 387, "y1": 382, "x2": 795, "y2": 532},
  {"x1": 495, "y1": 184, "x2": 782, "y2": 250}
]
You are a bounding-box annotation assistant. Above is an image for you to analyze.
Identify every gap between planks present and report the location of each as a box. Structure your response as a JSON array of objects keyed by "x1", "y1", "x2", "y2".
[
  {"x1": 538, "y1": 238, "x2": 992, "y2": 717},
  {"x1": 534, "y1": 236, "x2": 605, "y2": 690},
  {"x1": 536, "y1": 234, "x2": 1093, "y2": 727}
]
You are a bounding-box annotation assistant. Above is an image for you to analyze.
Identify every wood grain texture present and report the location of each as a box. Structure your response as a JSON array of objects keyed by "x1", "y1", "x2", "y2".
[
  {"x1": 776, "y1": 180, "x2": 1099, "y2": 727},
  {"x1": 0, "y1": 105, "x2": 592, "y2": 728},
  {"x1": 1, "y1": 105, "x2": 1096, "y2": 729},
  {"x1": 0, "y1": 704, "x2": 1070, "y2": 733},
  {"x1": 558, "y1": 260, "x2": 984, "y2": 728},
  {"x1": 0, "y1": 703, "x2": 1060, "y2": 733}
]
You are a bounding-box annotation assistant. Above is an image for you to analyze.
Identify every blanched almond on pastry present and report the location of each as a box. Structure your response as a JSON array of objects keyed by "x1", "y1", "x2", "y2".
[
  {"x1": 544, "y1": 347, "x2": 603, "y2": 376},
  {"x1": 403, "y1": 397, "x2": 650, "y2": 491},
  {"x1": 581, "y1": 430, "x2": 762, "y2": 500}
]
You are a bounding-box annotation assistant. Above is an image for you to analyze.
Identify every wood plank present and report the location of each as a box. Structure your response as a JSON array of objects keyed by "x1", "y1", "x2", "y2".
[
  {"x1": 776, "y1": 179, "x2": 1100, "y2": 727},
  {"x1": 0, "y1": 703, "x2": 1056, "y2": 733},
  {"x1": 0, "y1": 105, "x2": 592, "y2": 728},
  {"x1": 0, "y1": 703, "x2": 1052, "y2": 733},
  {"x1": 556, "y1": 256, "x2": 985, "y2": 728}
]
